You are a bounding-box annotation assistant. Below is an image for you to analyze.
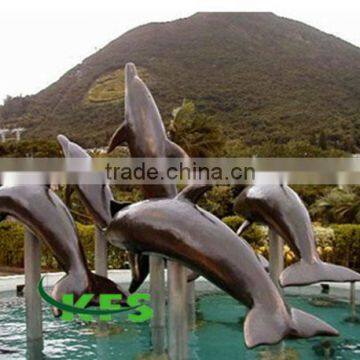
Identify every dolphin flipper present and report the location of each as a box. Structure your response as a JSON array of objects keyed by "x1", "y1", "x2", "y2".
[
  {"x1": 128, "y1": 253, "x2": 150, "y2": 293},
  {"x1": 236, "y1": 221, "x2": 269, "y2": 271},
  {"x1": 244, "y1": 304, "x2": 338, "y2": 348},
  {"x1": 107, "y1": 123, "x2": 128, "y2": 153},
  {"x1": 236, "y1": 220, "x2": 252, "y2": 236},
  {"x1": 166, "y1": 140, "x2": 189, "y2": 159},
  {"x1": 280, "y1": 260, "x2": 360, "y2": 287}
]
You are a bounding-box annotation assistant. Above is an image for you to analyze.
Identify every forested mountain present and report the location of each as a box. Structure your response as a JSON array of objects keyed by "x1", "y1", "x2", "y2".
[{"x1": 1, "y1": 12, "x2": 360, "y2": 151}]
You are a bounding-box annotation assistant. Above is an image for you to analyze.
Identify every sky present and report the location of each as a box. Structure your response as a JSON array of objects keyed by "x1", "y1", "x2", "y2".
[{"x1": 0, "y1": 0, "x2": 359, "y2": 105}]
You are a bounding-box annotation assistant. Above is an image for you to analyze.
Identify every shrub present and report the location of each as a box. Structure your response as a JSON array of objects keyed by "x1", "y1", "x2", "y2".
[
  {"x1": 169, "y1": 99, "x2": 226, "y2": 157},
  {"x1": 0, "y1": 220, "x2": 128, "y2": 271},
  {"x1": 199, "y1": 186, "x2": 234, "y2": 218},
  {"x1": 0, "y1": 139, "x2": 61, "y2": 157},
  {"x1": 222, "y1": 216, "x2": 268, "y2": 254},
  {"x1": 329, "y1": 224, "x2": 360, "y2": 272},
  {"x1": 1, "y1": 219, "x2": 360, "y2": 273},
  {"x1": 0, "y1": 221, "x2": 24, "y2": 267},
  {"x1": 220, "y1": 219, "x2": 360, "y2": 272},
  {"x1": 221, "y1": 215, "x2": 244, "y2": 232}
]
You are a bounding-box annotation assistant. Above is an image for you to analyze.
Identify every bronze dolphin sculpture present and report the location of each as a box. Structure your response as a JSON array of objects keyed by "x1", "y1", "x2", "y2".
[
  {"x1": 57, "y1": 134, "x2": 113, "y2": 229},
  {"x1": 57, "y1": 134, "x2": 147, "y2": 293},
  {"x1": 234, "y1": 185, "x2": 360, "y2": 287},
  {"x1": 107, "y1": 62, "x2": 190, "y2": 291},
  {"x1": 0, "y1": 185, "x2": 127, "y2": 316},
  {"x1": 57, "y1": 135, "x2": 145, "y2": 293},
  {"x1": 106, "y1": 184, "x2": 338, "y2": 348},
  {"x1": 107, "y1": 62, "x2": 188, "y2": 198}
]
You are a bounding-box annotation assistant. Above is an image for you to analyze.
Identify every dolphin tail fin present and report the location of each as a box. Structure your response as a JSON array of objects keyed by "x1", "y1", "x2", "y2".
[
  {"x1": 244, "y1": 305, "x2": 338, "y2": 348},
  {"x1": 51, "y1": 272, "x2": 128, "y2": 317},
  {"x1": 107, "y1": 122, "x2": 128, "y2": 153},
  {"x1": 128, "y1": 253, "x2": 149, "y2": 293},
  {"x1": 51, "y1": 273, "x2": 87, "y2": 317},
  {"x1": 280, "y1": 260, "x2": 360, "y2": 287},
  {"x1": 244, "y1": 305, "x2": 291, "y2": 348},
  {"x1": 290, "y1": 308, "x2": 339, "y2": 338},
  {"x1": 88, "y1": 272, "x2": 128, "y2": 303}
]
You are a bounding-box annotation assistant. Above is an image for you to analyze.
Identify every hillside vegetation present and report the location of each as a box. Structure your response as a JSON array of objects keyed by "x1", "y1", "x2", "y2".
[{"x1": 1, "y1": 12, "x2": 360, "y2": 151}]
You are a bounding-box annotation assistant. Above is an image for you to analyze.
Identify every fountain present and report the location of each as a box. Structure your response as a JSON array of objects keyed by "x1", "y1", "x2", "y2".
[{"x1": 1, "y1": 63, "x2": 360, "y2": 360}]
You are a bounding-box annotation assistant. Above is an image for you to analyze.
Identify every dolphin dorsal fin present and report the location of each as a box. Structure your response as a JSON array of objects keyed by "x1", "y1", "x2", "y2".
[
  {"x1": 107, "y1": 122, "x2": 128, "y2": 154},
  {"x1": 176, "y1": 184, "x2": 212, "y2": 204},
  {"x1": 110, "y1": 200, "x2": 131, "y2": 217}
]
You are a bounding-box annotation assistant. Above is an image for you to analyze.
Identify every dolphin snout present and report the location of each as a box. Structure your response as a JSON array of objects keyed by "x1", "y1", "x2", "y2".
[
  {"x1": 125, "y1": 62, "x2": 138, "y2": 82},
  {"x1": 57, "y1": 134, "x2": 70, "y2": 156},
  {"x1": 105, "y1": 225, "x2": 128, "y2": 250}
]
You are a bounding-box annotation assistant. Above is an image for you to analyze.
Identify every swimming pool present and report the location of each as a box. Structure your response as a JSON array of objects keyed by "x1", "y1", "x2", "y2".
[{"x1": 0, "y1": 292, "x2": 359, "y2": 359}]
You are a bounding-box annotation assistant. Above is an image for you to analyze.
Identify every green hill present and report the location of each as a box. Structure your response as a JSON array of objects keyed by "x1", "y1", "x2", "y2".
[{"x1": 1, "y1": 12, "x2": 360, "y2": 150}]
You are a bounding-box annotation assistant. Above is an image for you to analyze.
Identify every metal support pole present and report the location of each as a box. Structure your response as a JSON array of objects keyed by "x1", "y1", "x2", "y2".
[
  {"x1": 150, "y1": 255, "x2": 166, "y2": 354},
  {"x1": 350, "y1": 282, "x2": 357, "y2": 319},
  {"x1": 95, "y1": 226, "x2": 108, "y2": 277},
  {"x1": 269, "y1": 229, "x2": 284, "y2": 291},
  {"x1": 168, "y1": 261, "x2": 188, "y2": 360},
  {"x1": 24, "y1": 230, "x2": 43, "y2": 347},
  {"x1": 187, "y1": 280, "x2": 196, "y2": 329},
  {"x1": 26, "y1": 339, "x2": 44, "y2": 360},
  {"x1": 94, "y1": 227, "x2": 110, "y2": 334}
]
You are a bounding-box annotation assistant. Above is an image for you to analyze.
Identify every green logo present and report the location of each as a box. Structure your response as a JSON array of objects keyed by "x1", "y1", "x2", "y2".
[{"x1": 38, "y1": 277, "x2": 153, "y2": 323}]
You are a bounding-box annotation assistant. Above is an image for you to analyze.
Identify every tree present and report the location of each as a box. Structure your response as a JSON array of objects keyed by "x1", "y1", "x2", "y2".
[
  {"x1": 1, "y1": 95, "x2": 29, "y2": 119},
  {"x1": 311, "y1": 187, "x2": 360, "y2": 224},
  {"x1": 168, "y1": 99, "x2": 226, "y2": 157},
  {"x1": 318, "y1": 130, "x2": 327, "y2": 150}
]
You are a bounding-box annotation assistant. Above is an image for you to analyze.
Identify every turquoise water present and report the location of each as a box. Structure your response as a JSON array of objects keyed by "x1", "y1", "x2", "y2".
[{"x1": 0, "y1": 292, "x2": 359, "y2": 359}]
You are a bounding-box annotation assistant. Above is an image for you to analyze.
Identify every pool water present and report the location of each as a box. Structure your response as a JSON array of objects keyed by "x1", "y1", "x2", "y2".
[{"x1": 0, "y1": 292, "x2": 359, "y2": 359}]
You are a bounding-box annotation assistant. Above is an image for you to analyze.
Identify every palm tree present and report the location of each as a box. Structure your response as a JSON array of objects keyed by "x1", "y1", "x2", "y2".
[
  {"x1": 168, "y1": 99, "x2": 226, "y2": 157},
  {"x1": 311, "y1": 187, "x2": 360, "y2": 224}
]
